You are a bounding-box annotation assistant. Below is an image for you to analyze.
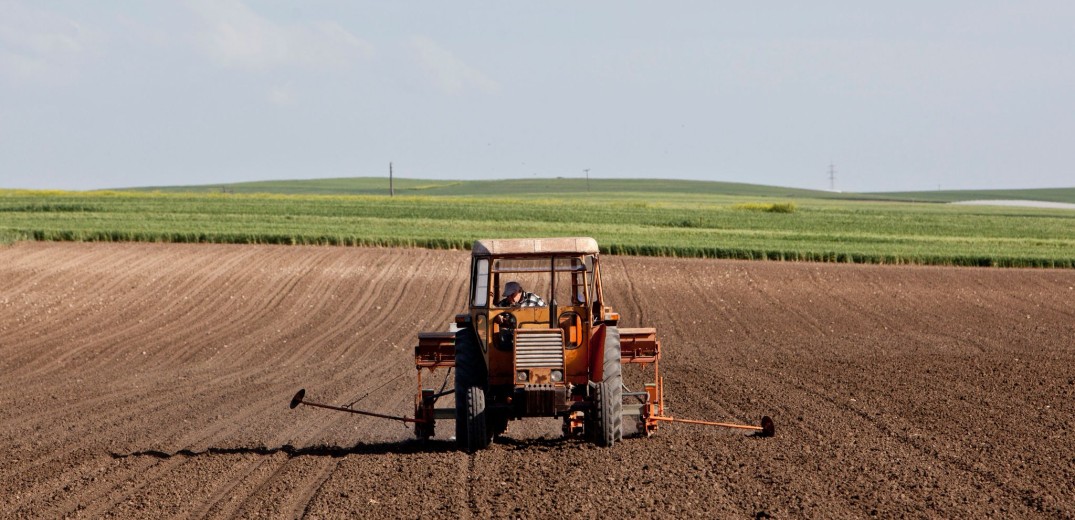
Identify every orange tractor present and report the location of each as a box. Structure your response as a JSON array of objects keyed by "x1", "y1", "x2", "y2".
[{"x1": 291, "y1": 237, "x2": 773, "y2": 451}]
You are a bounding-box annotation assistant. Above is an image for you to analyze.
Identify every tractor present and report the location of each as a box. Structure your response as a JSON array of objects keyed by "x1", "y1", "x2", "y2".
[{"x1": 290, "y1": 237, "x2": 773, "y2": 452}]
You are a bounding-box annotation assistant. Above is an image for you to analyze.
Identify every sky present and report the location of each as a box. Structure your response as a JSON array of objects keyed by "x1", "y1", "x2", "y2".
[{"x1": 1, "y1": 1, "x2": 1073, "y2": 192}]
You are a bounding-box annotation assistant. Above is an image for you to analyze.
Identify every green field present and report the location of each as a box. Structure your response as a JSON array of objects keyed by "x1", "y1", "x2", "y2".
[
  {"x1": 4, "y1": 179, "x2": 1074, "y2": 268},
  {"x1": 874, "y1": 187, "x2": 1075, "y2": 204}
]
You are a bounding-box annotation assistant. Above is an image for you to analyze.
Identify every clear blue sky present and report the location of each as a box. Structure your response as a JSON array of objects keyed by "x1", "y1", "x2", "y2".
[{"x1": 2, "y1": 1, "x2": 1073, "y2": 192}]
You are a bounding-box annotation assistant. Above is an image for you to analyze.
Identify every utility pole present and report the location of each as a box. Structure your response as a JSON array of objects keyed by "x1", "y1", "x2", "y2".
[
  {"x1": 828, "y1": 162, "x2": 836, "y2": 191},
  {"x1": 389, "y1": 162, "x2": 394, "y2": 197},
  {"x1": 584, "y1": 168, "x2": 590, "y2": 192}
]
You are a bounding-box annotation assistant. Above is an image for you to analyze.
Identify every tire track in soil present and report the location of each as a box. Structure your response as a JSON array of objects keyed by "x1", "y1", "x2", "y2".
[
  {"x1": 5, "y1": 311, "x2": 304, "y2": 434},
  {"x1": 756, "y1": 366, "x2": 1045, "y2": 516},
  {"x1": 272, "y1": 457, "x2": 341, "y2": 519},
  {"x1": 4, "y1": 361, "x2": 312, "y2": 487},
  {"x1": 969, "y1": 269, "x2": 1075, "y2": 323},
  {"x1": 136, "y1": 249, "x2": 373, "y2": 449},
  {"x1": 465, "y1": 455, "x2": 480, "y2": 519},
  {"x1": 201, "y1": 457, "x2": 289, "y2": 519},
  {"x1": 188, "y1": 454, "x2": 286, "y2": 519},
  {"x1": 13, "y1": 246, "x2": 404, "y2": 472},
  {"x1": 144, "y1": 246, "x2": 319, "y2": 371},
  {"x1": 15, "y1": 381, "x2": 385, "y2": 517},
  {"x1": 11, "y1": 380, "x2": 369, "y2": 513},
  {"x1": 0, "y1": 244, "x2": 170, "y2": 380},
  {"x1": 825, "y1": 371, "x2": 1053, "y2": 513},
  {"x1": 160, "y1": 248, "x2": 365, "y2": 388},
  {"x1": 740, "y1": 264, "x2": 830, "y2": 338},
  {"x1": 12, "y1": 245, "x2": 258, "y2": 380},
  {"x1": 49, "y1": 455, "x2": 192, "y2": 518},
  {"x1": 10, "y1": 372, "x2": 302, "y2": 517},
  {"x1": 822, "y1": 268, "x2": 994, "y2": 355},
  {"x1": 276, "y1": 249, "x2": 412, "y2": 368},
  {"x1": 614, "y1": 257, "x2": 646, "y2": 327},
  {"x1": 717, "y1": 262, "x2": 1070, "y2": 515},
  {"x1": 7, "y1": 456, "x2": 142, "y2": 517},
  {"x1": 1, "y1": 375, "x2": 216, "y2": 478}
]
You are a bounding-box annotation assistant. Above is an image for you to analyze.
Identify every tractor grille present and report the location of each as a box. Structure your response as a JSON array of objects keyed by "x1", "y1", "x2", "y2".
[{"x1": 515, "y1": 329, "x2": 564, "y2": 369}]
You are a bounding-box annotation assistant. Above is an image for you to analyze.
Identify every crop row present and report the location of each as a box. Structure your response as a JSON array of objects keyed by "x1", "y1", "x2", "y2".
[{"x1": 2, "y1": 190, "x2": 1074, "y2": 267}]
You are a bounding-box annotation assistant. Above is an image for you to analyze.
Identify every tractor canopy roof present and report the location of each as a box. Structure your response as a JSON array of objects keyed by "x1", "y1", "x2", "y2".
[{"x1": 472, "y1": 237, "x2": 599, "y2": 257}]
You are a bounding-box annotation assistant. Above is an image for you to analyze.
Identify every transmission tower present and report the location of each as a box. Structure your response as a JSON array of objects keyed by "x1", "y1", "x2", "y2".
[{"x1": 828, "y1": 162, "x2": 836, "y2": 191}]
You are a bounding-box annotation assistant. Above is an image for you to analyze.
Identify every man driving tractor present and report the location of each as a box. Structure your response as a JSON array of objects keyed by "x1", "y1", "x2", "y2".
[{"x1": 496, "y1": 281, "x2": 546, "y2": 308}]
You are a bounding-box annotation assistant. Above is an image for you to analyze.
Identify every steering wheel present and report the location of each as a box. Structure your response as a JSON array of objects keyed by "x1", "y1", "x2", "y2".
[{"x1": 498, "y1": 311, "x2": 517, "y2": 329}]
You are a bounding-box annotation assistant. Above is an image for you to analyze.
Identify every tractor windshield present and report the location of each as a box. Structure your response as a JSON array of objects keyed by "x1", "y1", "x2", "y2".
[{"x1": 477, "y1": 256, "x2": 592, "y2": 309}]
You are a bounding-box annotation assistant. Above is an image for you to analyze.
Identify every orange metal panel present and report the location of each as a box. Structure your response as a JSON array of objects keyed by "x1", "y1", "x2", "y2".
[{"x1": 588, "y1": 323, "x2": 607, "y2": 382}]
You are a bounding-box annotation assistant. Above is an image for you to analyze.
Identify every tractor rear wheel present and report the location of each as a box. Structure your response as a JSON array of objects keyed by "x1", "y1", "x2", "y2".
[
  {"x1": 454, "y1": 328, "x2": 490, "y2": 453},
  {"x1": 459, "y1": 387, "x2": 488, "y2": 452},
  {"x1": 589, "y1": 326, "x2": 623, "y2": 447}
]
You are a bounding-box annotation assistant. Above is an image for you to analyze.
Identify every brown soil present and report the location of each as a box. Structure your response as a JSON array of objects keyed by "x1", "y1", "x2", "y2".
[{"x1": 1, "y1": 242, "x2": 1073, "y2": 518}]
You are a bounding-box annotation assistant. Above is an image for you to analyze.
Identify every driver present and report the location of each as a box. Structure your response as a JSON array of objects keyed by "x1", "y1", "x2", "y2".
[
  {"x1": 494, "y1": 282, "x2": 545, "y2": 348},
  {"x1": 496, "y1": 281, "x2": 546, "y2": 308}
]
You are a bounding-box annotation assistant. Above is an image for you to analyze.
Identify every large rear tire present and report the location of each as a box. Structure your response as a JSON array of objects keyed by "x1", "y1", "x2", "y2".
[
  {"x1": 454, "y1": 329, "x2": 490, "y2": 453},
  {"x1": 459, "y1": 387, "x2": 488, "y2": 452},
  {"x1": 589, "y1": 326, "x2": 623, "y2": 447}
]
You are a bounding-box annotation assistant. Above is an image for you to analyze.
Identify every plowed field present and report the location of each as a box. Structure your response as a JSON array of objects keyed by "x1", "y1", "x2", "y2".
[{"x1": 2, "y1": 242, "x2": 1073, "y2": 518}]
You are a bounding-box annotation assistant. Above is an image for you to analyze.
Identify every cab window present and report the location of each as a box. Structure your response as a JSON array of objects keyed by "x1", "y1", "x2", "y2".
[{"x1": 472, "y1": 258, "x2": 489, "y2": 307}]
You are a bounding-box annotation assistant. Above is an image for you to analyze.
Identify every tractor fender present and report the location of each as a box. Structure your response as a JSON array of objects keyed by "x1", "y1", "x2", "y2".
[{"x1": 588, "y1": 323, "x2": 607, "y2": 382}]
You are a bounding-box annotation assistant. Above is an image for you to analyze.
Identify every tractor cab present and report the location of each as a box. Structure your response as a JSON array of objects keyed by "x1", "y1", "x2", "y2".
[{"x1": 464, "y1": 238, "x2": 614, "y2": 389}]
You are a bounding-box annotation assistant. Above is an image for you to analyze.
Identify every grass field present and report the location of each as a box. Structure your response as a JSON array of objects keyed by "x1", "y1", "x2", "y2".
[
  {"x1": 874, "y1": 187, "x2": 1075, "y2": 204},
  {"x1": 3, "y1": 180, "x2": 1074, "y2": 268}
]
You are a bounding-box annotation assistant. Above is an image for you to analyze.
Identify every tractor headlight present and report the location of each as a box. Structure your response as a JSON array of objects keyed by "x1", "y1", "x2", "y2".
[
  {"x1": 516, "y1": 370, "x2": 529, "y2": 382},
  {"x1": 550, "y1": 370, "x2": 563, "y2": 382}
]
